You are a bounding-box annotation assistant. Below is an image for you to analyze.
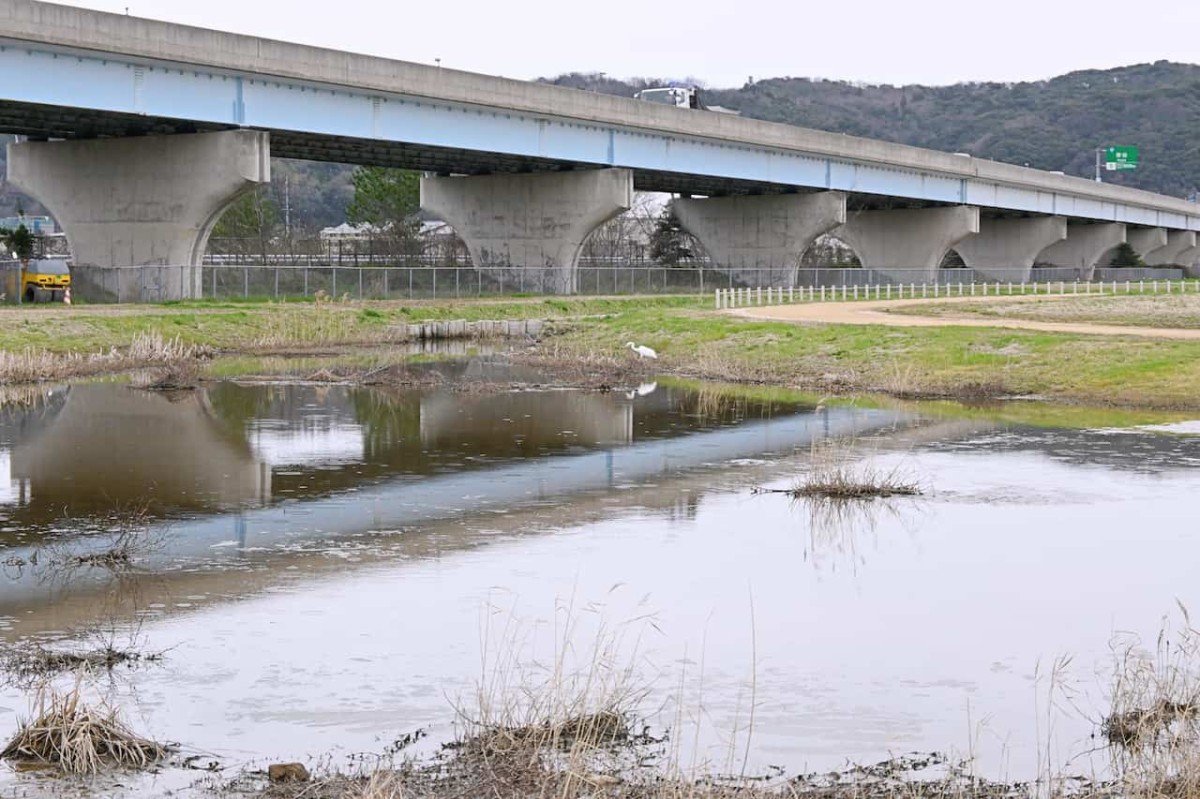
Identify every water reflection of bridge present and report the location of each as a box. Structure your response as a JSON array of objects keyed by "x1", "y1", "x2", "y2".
[
  {"x1": 9, "y1": 378, "x2": 1195, "y2": 549},
  {"x1": 0, "y1": 384, "x2": 269, "y2": 525},
  {"x1": 419, "y1": 392, "x2": 635, "y2": 448},
  {"x1": 0, "y1": 377, "x2": 910, "y2": 551}
]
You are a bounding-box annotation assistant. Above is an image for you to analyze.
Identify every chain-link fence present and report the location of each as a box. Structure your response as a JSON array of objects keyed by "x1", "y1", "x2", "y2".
[
  {"x1": 194, "y1": 265, "x2": 1184, "y2": 301},
  {"x1": 11, "y1": 261, "x2": 1191, "y2": 304},
  {"x1": 198, "y1": 265, "x2": 723, "y2": 300}
]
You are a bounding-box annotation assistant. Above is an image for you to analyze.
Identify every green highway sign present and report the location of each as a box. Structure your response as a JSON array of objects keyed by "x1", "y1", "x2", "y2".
[{"x1": 1105, "y1": 146, "x2": 1139, "y2": 171}]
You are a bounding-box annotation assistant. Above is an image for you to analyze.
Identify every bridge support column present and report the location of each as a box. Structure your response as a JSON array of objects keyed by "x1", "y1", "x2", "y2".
[
  {"x1": 420, "y1": 169, "x2": 633, "y2": 294},
  {"x1": 672, "y1": 192, "x2": 846, "y2": 287},
  {"x1": 831, "y1": 206, "x2": 980, "y2": 281},
  {"x1": 1144, "y1": 230, "x2": 1196, "y2": 266},
  {"x1": 1123, "y1": 228, "x2": 1169, "y2": 265},
  {"x1": 956, "y1": 217, "x2": 1067, "y2": 282},
  {"x1": 1176, "y1": 246, "x2": 1200, "y2": 276},
  {"x1": 6, "y1": 130, "x2": 270, "y2": 301},
  {"x1": 1036, "y1": 222, "x2": 1125, "y2": 279}
]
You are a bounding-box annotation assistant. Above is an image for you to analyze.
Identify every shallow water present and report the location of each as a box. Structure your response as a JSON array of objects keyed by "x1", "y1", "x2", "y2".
[{"x1": 0, "y1": 373, "x2": 1197, "y2": 795}]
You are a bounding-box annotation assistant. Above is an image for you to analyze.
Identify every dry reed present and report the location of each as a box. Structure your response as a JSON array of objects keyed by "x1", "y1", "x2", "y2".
[
  {"x1": 0, "y1": 331, "x2": 210, "y2": 386},
  {"x1": 755, "y1": 439, "x2": 922, "y2": 501},
  {"x1": 251, "y1": 305, "x2": 388, "y2": 349},
  {"x1": 790, "y1": 461, "x2": 922, "y2": 499},
  {"x1": 0, "y1": 681, "x2": 171, "y2": 774},
  {"x1": 1103, "y1": 605, "x2": 1200, "y2": 798},
  {"x1": 0, "y1": 643, "x2": 161, "y2": 687}
]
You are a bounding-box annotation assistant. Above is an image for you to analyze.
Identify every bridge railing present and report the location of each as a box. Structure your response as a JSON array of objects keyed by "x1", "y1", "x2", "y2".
[{"x1": 715, "y1": 276, "x2": 1200, "y2": 309}]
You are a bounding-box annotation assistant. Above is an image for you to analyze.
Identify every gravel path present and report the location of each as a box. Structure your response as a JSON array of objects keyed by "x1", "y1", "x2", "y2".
[{"x1": 732, "y1": 294, "x2": 1200, "y2": 340}]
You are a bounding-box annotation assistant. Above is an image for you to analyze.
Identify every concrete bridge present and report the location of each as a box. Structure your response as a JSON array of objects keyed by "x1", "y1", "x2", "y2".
[{"x1": 3, "y1": 0, "x2": 1200, "y2": 297}]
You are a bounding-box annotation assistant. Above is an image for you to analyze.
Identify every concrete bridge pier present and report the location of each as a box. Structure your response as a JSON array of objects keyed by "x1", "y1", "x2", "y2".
[
  {"x1": 1177, "y1": 246, "x2": 1200, "y2": 276},
  {"x1": 6, "y1": 130, "x2": 270, "y2": 301},
  {"x1": 955, "y1": 217, "x2": 1067, "y2": 282},
  {"x1": 1144, "y1": 230, "x2": 1196, "y2": 266},
  {"x1": 1036, "y1": 222, "x2": 1126, "y2": 279},
  {"x1": 1125, "y1": 228, "x2": 1169, "y2": 264},
  {"x1": 672, "y1": 192, "x2": 846, "y2": 288},
  {"x1": 420, "y1": 168, "x2": 633, "y2": 294},
  {"x1": 831, "y1": 206, "x2": 980, "y2": 282}
]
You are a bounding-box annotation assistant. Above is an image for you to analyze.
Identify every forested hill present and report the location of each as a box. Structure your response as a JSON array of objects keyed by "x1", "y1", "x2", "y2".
[{"x1": 543, "y1": 61, "x2": 1200, "y2": 199}]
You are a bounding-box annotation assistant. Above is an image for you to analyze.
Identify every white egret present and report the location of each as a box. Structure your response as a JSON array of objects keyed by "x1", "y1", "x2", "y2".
[
  {"x1": 624, "y1": 381, "x2": 659, "y2": 400},
  {"x1": 625, "y1": 342, "x2": 657, "y2": 359}
]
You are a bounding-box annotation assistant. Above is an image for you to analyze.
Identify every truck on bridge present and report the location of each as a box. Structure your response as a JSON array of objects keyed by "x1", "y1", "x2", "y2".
[
  {"x1": 634, "y1": 85, "x2": 739, "y2": 115},
  {"x1": 634, "y1": 84, "x2": 704, "y2": 109}
]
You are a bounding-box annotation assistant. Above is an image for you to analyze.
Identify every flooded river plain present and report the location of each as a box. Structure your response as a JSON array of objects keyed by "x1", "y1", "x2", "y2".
[{"x1": 0, "y1": 368, "x2": 1196, "y2": 795}]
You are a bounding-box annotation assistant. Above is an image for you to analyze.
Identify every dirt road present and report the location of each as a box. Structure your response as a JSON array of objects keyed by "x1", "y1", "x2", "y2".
[{"x1": 732, "y1": 294, "x2": 1200, "y2": 340}]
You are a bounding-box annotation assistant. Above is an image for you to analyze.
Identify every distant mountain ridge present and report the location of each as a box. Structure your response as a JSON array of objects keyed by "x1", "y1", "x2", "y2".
[{"x1": 542, "y1": 61, "x2": 1200, "y2": 199}]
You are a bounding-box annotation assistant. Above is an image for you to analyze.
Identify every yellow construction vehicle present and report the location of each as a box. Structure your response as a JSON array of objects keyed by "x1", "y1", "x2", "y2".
[{"x1": 20, "y1": 259, "x2": 71, "y2": 303}]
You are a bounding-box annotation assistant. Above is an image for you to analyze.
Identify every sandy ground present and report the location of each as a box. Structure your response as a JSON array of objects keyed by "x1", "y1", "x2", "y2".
[{"x1": 732, "y1": 294, "x2": 1200, "y2": 340}]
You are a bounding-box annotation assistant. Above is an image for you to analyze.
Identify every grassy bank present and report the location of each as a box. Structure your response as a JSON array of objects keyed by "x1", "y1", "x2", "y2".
[
  {"x1": 534, "y1": 302, "x2": 1200, "y2": 409},
  {"x1": 2, "y1": 296, "x2": 1200, "y2": 410},
  {"x1": 0, "y1": 296, "x2": 691, "y2": 354}
]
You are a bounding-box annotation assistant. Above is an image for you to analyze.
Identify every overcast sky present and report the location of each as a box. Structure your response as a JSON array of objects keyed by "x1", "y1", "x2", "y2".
[{"x1": 58, "y1": 0, "x2": 1200, "y2": 88}]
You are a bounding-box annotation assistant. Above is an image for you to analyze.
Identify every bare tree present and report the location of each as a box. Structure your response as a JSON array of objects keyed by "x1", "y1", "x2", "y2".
[{"x1": 581, "y1": 193, "x2": 665, "y2": 265}]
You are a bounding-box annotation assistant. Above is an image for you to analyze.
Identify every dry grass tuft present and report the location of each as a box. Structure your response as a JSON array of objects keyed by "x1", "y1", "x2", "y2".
[
  {"x1": 129, "y1": 362, "x2": 200, "y2": 391},
  {"x1": 756, "y1": 440, "x2": 922, "y2": 501},
  {"x1": 252, "y1": 305, "x2": 385, "y2": 349},
  {"x1": 0, "y1": 349, "x2": 88, "y2": 384},
  {"x1": 1103, "y1": 606, "x2": 1200, "y2": 797},
  {"x1": 0, "y1": 331, "x2": 211, "y2": 386},
  {"x1": 790, "y1": 461, "x2": 922, "y2": 500},
  {"x1": 0, "y1": 643, "x2": 162, "y2": 687},
  {"x1": 0, "y1": 682, "x2": 171, "y2": 774},
  {"x1": 126, "y1": 330, "x2": 208, "y2": 362},
  {"x1": 435, "y1": 602, "x2": 655, "y2": 797}
]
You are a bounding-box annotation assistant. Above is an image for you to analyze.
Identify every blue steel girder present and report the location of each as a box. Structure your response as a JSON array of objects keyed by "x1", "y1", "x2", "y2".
[{"x1": 2, "y1": 40, "x2": 1198, "y2": 231}]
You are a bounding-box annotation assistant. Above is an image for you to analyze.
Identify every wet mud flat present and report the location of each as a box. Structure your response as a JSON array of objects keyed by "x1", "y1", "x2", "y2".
[
  {"x1": 0, "y1": 378, "x2": 1196, "y2": 796},
  {"x1": 207, "y1": 347, "x2": 665, "y2": 397}
]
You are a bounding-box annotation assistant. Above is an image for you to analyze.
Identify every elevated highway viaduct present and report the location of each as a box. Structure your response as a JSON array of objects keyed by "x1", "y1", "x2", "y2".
[{"x1": 3, "y1": 0, "x2": 1200, "y2": 297}]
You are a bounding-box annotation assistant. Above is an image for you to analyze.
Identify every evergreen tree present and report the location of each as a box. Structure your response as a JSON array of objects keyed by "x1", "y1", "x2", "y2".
[
  {"x1": 0, "y1": 224, "x2": 35, "y2": 262},
  {"x1": 346, "y1": 167, "x2": 422, "y2": 258},
  {"x1": 346, "y1": 168, "x2": 420, "y2": 231},
  {"x1": 1108, "y1": 242, "x2": 1144, "y2": 267},
  {"x1": 649, "y1": 207, "x2": 695, "y2": 266}
]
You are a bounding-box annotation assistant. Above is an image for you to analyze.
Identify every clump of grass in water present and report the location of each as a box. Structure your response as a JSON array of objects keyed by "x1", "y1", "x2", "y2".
[
  {"x1": 0, "y1": 643, "x2": 163, "y2": 687},
  {"x1": 129, "y1": 361, "x2": 200, "y2": 391},
  {"x1": 1103, "y1": 604, "x2": 1200, "y2": 797},
  {"x1": 441, "y1": 598, "x2": 655, "y2": 796},
  {"x1": 33, "y1": 501, "x2": 167, "y2": 579},
  {"x1": 758, "y1": 439, "x2": 922, "y2": 500},
  {"x1": 790, "y1": 461, "x2": 922, "y2": 500},
  {"x1": 266, "y1": 601, "x2": 662, "y2": 798},
  {"x1": 0, "y1": 681, "x2": 172, "y2": 774}
]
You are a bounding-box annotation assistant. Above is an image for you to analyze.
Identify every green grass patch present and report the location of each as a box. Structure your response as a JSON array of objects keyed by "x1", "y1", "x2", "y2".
[{"x1": 4, "y1": 296, "x2": 1200, "y2": 410}]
